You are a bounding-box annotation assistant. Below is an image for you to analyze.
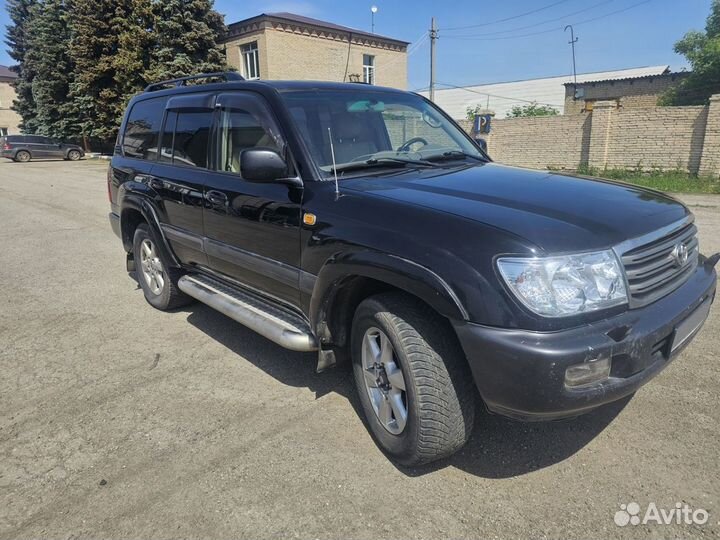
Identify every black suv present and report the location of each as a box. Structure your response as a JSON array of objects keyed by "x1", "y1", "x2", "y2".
[
  {"x1": 1, "y1": 134, "x2": 84, "y2": 162},
  {"x1": 109, "y1": 72, "x2": 718, "y2": 465}
]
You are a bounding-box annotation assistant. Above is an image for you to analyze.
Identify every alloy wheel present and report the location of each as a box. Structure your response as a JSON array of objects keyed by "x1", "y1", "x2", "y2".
[
  {"x1": 361, "y1": 327, "x2": 408, "y2": 435},
  {"x1": 139, "y1": 239, "x2": 165, "y2": 295}
]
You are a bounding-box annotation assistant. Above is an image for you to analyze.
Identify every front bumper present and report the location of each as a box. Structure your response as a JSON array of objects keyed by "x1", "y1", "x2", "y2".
[{"x1": 454, "y1": 259, "x2": 717, "y2": 421}]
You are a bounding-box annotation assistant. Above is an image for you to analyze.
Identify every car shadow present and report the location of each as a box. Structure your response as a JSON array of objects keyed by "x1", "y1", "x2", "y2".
[
  {"x1": 397, "y1": 395, "x2": 631, "y2": 478},
  {"x1": 180, "y1": 300, "x2": 630, "y2": 479}
]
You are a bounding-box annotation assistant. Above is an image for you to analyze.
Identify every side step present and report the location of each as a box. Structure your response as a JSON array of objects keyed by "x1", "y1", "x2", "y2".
[{"x1": 178, "y1": 274, "x2": 318, "y2": 352}]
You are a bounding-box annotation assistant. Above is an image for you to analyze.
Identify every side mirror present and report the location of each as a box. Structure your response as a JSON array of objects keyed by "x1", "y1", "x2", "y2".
[
  {"x1": 475, "y1": 138, "x2": 488, "y2": 153},
  {"x1": 240, "y1": 148, "x2": 299, "y2": 187}
]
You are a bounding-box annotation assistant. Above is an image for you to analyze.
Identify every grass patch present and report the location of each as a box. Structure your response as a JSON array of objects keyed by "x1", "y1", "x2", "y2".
[{"x1": 573, "y1": 166, "x2": 720, "y2": 194}]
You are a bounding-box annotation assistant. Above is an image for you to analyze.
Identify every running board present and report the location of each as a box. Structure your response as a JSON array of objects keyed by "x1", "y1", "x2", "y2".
[{"x1": 178, "y1": 274, "x2": 317, "y2": 352}]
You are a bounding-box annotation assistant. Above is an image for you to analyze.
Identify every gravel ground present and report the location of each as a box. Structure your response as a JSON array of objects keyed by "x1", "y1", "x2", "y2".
[{"x1": 0, "y1": 160, "x2": 718, "y2": 540}]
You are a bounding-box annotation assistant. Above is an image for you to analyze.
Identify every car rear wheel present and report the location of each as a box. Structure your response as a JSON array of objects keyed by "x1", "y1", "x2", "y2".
[
  {"x1": 15, "y1": 150, "x2": 31, "y2": 163},
  {"x1": 351, "y1": 292, "x2": 476, "y2": 466},
  {"x1": 67, "y1": 149, "x2": 81, "y2": 161},
  {"x1": 132, "y1": 224, "x2": 191, "y2": 310}
]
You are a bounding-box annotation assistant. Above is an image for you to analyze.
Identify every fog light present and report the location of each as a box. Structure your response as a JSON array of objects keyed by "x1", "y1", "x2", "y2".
[{"x1": 565, "y1": 355, "x2": 611, "y2": 388}]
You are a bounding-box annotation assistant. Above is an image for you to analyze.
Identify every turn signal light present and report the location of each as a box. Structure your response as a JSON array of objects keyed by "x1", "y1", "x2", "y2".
[{"x1": 303, "y1": 213, "x2": 317, "y2": 226}]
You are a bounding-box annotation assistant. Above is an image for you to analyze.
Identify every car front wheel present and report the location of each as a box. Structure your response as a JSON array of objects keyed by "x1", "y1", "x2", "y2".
[
  {"x1": 351, "y1": 292, "x2": 476, "y2": 466},
  {"x1": 67, "y1": 149, "x2": 81, "y2": 161}
]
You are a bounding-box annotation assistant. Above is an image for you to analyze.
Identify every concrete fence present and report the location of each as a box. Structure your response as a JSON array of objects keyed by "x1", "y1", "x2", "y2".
[{"x1": 458, "y1": 93, "x2": 720, "y2": 177}]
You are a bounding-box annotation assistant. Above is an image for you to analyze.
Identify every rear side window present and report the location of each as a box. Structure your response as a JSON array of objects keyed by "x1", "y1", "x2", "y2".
[
  {"x1": 122, "y1": 98, "x2": 166, "y2": 159},
  {"x1": 166, "y1": 110, "x2": 213, "y2": 168}
]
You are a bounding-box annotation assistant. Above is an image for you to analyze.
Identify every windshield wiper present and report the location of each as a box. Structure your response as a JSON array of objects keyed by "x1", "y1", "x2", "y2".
[
  {"x1": 424, "y1": 150, "x2": 488, "y2": 163},
  {"x1": 330, "y1": 156, "x2": 439, "y2": 174}
]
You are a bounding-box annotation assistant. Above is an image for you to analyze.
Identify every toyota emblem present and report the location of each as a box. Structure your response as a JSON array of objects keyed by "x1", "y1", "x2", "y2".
[{"x1": 671, "y1": 242, "x2": 689, "y2": 267}]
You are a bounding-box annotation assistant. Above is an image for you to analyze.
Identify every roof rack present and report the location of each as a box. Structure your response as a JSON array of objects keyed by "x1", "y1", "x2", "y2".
[{"x1": 144, "y1": 71, "x2": 245, "y2": 92}]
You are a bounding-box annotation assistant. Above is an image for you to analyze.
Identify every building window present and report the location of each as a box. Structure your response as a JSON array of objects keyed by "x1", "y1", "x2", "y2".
[
  {"x1": 241, "y1": 42, "x2": 260, "y2": 80},
  {"x1": 363, "y1": 54, "x2": 375, "y2": 85},
  {"x1": 0, "y1": 127, "x2": 8, "y2": 137}
]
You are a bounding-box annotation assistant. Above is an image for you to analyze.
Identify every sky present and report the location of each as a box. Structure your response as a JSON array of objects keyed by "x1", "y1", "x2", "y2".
[{"x1": 0, "y1": 0, "x2": 714, "y2": 90}]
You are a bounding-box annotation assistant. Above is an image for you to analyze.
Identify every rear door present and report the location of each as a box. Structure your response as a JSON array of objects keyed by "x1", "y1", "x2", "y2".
[
  {"x1": 149, "y1": 92, "x2": 215, "y2": 266},
  {"x1": 25, "y1": 136, "x2": 47, "y2": 158},
  {"x1": 201, "y1": 91, "x2": 303, "y2": 307}
]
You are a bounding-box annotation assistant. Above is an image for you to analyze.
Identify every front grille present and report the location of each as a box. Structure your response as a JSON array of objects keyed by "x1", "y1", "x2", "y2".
[{"x1": 620, "y1": 221, "x2": 699, "y2": 308}]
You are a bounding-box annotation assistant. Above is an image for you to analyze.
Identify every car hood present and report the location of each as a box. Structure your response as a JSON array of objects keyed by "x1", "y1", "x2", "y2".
[{"x1": 341, "y1": 163, "x2": 689, "y2": 254}]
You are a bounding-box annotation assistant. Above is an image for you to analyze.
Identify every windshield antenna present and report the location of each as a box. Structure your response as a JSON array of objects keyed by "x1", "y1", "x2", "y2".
[{"x1": 327, "y1": 127, "x2": 340, "y2": 197}]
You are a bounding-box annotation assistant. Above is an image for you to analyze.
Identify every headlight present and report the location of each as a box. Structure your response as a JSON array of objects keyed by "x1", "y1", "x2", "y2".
[{"x1": 497, "y1": 250, "x2": 627, "y2": 317}]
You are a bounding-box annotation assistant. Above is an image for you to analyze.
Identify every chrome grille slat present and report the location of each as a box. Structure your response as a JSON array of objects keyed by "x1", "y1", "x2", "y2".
[
  {"x1": 622, "y1": 224, "x2": 697, "y2": 265},
  {"x1": 619, "y1": 220, "x2": 699, "y2": 308},
  {"x1": 624, "y1": 238, "x2": 698, "y2": 280}
]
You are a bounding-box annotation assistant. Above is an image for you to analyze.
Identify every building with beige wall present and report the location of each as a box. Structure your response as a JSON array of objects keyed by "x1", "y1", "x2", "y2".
[
  {"x1": 222, "y1": 12, "x2": 408, "y2": 89},
  {"x1": 0, "y1": 66, "x2": 22, "y2": 136},
  {"x1": 564, "y1": 71, "x2": 690, "y2": 114}
]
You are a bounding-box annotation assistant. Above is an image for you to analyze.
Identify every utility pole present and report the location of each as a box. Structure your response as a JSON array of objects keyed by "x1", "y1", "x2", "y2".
[
  {"x1": 371, "y1": 5, "x2": 378, "y2": 34},
  {"x1": 564, "y1": 25, "x2": 578, "y2": 97},
  {"x1": 429, "y1": 17, "x2": 437, "y2": 102}
]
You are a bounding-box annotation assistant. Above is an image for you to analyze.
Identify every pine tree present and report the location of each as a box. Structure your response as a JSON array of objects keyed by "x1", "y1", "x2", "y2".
[
  {"x1": 5, "y1": 0, "x2": 39, "y2": 132},
  {"x1": 23, "y1": 0, "x2": 77, "y2": 138},
  {"x1": 68, "y1": 0, "x2": 154, "y2": 144},
  {"x1": 144, "y1": 0, "x2": 228, "y2": 83}
]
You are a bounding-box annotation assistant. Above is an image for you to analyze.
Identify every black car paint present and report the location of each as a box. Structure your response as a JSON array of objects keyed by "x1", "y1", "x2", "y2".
[
  {"x1": 109, "y1": 79, "x2": 718, "y2": 420},
  {"x1": 1, "y1": 134, "x2": 84, "y2": 161}
]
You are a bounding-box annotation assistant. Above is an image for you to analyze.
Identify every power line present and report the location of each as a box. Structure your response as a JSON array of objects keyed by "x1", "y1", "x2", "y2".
[
  {"x1": 443, "y1": 0, "x2": 613, "y2": 38},
  {"x1": 443, "y1": 0, "x2": 574, "y2": 31},
  {"x1": 442, "y1": 0, "x2": 654, "y2": 41}
]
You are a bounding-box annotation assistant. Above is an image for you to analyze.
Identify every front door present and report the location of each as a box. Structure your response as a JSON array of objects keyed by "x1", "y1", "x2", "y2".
[{"x1": 202, "y1": 92, "x2": 302, "y2": 308}]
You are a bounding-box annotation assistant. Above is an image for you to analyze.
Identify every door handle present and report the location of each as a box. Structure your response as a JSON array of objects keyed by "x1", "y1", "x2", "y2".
[{"x1": 206, "y1": 190, "x2": 228, "y2": 205}]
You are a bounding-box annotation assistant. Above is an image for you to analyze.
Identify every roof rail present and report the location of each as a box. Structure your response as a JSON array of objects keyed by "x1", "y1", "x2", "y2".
[{"x1": 144, "y1": 71, "x2": 245, "y2": 92}]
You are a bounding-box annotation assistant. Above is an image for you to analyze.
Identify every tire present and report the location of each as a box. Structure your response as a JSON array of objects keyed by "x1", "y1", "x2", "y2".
[
  {"x1": 132, "y1": 224, "x2": 191, "y2": 310},
  {"x1": 67, "y1": 149, "x2": 81, "y2": 161},
  {"x1": 351, "y1": 292, "x2": 476, "y2": 466},
  {"x1": 15, "y1": 150, "x2": 31, "y2": 163}
]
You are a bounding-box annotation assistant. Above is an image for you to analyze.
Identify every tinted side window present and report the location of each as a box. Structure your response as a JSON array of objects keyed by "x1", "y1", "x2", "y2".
[
  {"x1": 122, "y1": 98, "x2": 166, "y2": 160},
  {"x1": 169, "y1": 111, "x2": 212, "y2": 168},
  {"x1": 158, "y1": 112, "x2": 177, "y2": 164}
]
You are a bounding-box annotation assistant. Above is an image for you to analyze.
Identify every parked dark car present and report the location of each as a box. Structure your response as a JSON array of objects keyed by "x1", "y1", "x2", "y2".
[
  {"x1": 1, "y1": 134, "x2": 84, "y2": 162},
  {"x1": 108, "y1": 72, "x2": 718, "y2": 465}
]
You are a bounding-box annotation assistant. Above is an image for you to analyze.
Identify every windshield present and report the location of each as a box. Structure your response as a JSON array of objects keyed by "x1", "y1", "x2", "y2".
[{"x1": 280, "y1": 89, "x2": 486, "y2": 177}]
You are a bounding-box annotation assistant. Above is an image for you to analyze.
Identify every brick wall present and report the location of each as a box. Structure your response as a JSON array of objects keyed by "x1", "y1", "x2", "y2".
[
  {"x1": 225, "y1": 25, "x2": 407, "y2": 89},
  {"x1": 564, "y1": 72, "x2": 689, "y2": 114},
  {"x1": 461, "y1": 95, "x2": 720, "y2": 177},
  {"x1": 0, "y1": 79, "x2": 21, "y2": 135}
]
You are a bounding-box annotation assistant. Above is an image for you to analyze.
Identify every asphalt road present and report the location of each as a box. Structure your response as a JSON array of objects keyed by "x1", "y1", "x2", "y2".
[{"x1": 1, "y1": 160, "x2": 719, "y2": 540}]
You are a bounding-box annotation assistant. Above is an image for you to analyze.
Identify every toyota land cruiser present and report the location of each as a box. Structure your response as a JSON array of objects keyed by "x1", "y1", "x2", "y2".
[{"x1": 108, "y1": 72, "x2": 718, "y2": 465}]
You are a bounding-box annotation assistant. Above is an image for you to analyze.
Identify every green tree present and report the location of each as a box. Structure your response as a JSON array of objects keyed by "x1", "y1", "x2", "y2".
[
  {"x1": 661, "y1": 0, "x2": 720, "y2": 105},
  {"x1": 23, "y1": 0, "x2": 77, "y2": 138},
  {"x1": 144, "y1": 0, "x2": 228, "y2": 83},
  {"x1": 5, "y1": 0, "x2": 39, "y2": 132},
  {"x1": 68, "y1": 0, "x2": 154, "y2": 145},
  {"x1": 506, "y1": 102, "x2": 559, "y2": 118}
]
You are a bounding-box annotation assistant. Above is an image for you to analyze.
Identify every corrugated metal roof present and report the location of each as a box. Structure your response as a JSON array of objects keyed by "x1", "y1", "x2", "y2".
[
  {"x1": 0, "y1": 65, "x2": 18, "y2": 80},
  {"x1": 565, "y1": 69, "x2": 686, "y2": 86},
  {"x1": 226, "y1": 12, "x2": 409, "y2": 47},
  {"x1": 421, "y1": 65, "x2": 669, "y2": 119}
]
